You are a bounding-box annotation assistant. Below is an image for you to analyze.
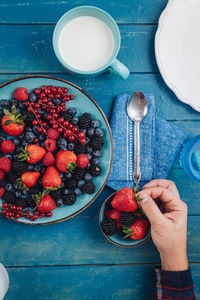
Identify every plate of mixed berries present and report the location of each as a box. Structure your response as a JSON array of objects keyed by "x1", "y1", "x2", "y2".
[
  {"x1": 99, "y1": 187, "x2": 150, "y2": 247},
  {"x1": 0, "y1": 75, "x2": 113, "y2": 225}
]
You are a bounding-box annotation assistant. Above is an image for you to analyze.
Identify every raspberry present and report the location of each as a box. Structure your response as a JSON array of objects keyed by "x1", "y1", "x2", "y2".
[
  {"x1": 47, "y1": 128, "x2": 60, "y2": 140},
  {"x1": 13, "y1": 87, "x2": 29, "y2": 101},
  {"x1": 0, "y1": 157, "x2": 11, "y2": 172},
  {"x1": 0, "y1": 140, "x2": 15, "y2": 153},
  {"x1": 76, "y1": 154, "x2": 89, "y2": 168},
  {"x1": 43, "y1": 152, "x2": 55, "y2": 166},
  {"x1": 0, "y1": 170, "x2": 4, "y2": 180},
  {"x1": 101, "y1": 219, "x2": 117, "y2": 236},
  {"x1": 82, "y1": 180, "x2": 96, "y2": 194},
  {"x1": 63, "y1": 192, "x2": 76, "y2": 205},
  {"x1": 78, "y1": 113, "x2": 91, "y2": 129},
  {"x1": 0, "y1": 187, "x2": 5, "y2": 198},
  {"x1": 44, "y1": 139, "x2": 56, "y2": 152}
]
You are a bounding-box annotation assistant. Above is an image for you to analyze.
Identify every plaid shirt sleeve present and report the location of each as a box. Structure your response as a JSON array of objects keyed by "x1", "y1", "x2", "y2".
[{"x1": 153, "y1": 266, "x2": 196, "y2": 300}]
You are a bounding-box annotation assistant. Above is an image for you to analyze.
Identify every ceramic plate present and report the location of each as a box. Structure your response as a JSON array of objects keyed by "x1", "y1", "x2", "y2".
[
  {"x1": 155, "y1": 0, "x2": 200, "y2": 112},
  {"x1": 0, "y1": 75, "x2": 113, "y2": 225}
]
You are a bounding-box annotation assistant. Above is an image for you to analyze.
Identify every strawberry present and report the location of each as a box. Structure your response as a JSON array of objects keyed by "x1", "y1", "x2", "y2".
[
  {"x1": 56, "y1": 150, "x2": 77, "y2": 172},
  {"x1": 20, "y1": 172, "x2": 40, "y2": 188},
  {"x1": 0, "y1": 187, "x2": 5, "y2": 198},
  {"x1": 0, "y1": 157, "x2": 11, "y2": 172},
  {"x1": 105, "y1": 209, "x2": 121, "y2": 223},
  {"x1": 2, "y1": 105, "x2": 26, "y2": 136},
  {"x1": 43, "y1": 152, "x2": 55, "y2": 166},
  {"x1": 44, "y1": 139, "x2": 56, "y2": 152},
  {"x1": 42, "y1": 166, "x2": 62, "y2": 189},
  {"x1": 47, "y1": 128, "x2": 59, "y2": 140},
  {"x1": 37, "y1": 194, "x2": 56, "y2": 213},
  {"x1": 13, "y1": 87, "x2": 29, "y2": 101},
  {"x1": 123, "y1": 219, "x2": 149, "y2": 240},
  {"x1": 76, "y1": 154, "x2": 89, "y2": 168},
  {"x1": 18, "y1": 144, "x2": 46, "y2": 164},
  {"x1": 0, "y1": 140, "x2": 15, "y2": 153},
  {"x1": 111, "y1": 187, "x2": 138, "y2": 212},
  {"x1": 0, "y1": 170, "x2": 4, "y2": 180}
]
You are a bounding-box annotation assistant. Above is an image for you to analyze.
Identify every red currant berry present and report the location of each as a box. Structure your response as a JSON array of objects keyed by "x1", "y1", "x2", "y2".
[
  {"x1": 32, "y1": 120, "x2": 38, "y2": 126},
  {"x1": 61, "y1": 101, "x2": 66, "y2": 107},
  {"x1": 80, "y1": 138, "x2": 86, "y2": 144},
  {"x1": 31, "y1": 217, "x2": 36, "y2": 221},
  {"x1": 42, "y1": 122, "x2": 47, "y2": 127},
  {"x1": 62, "y1": 88, "x2": 68, "y2": 94},
  {"x1": 55, "y1": 93, "x2": 61, "y2": 99},
  {"x1": 57, "y1": 106, "x2": 62, "y2": 112},
  {"x1": 34, "y1": 88, "x2": 41, "y2": 95},
  {"x1": 7, "y1": 211, "x2": 13, "y2": 218},
  {"x1": 35, "y1": 103, "x2": 40, "y2": 109},
  {"x1": 48, "y1": 101, "x2": 54, "y2": 107},
  {"x1": 40, "y1": 92, "x2": 46, "y2": 98},
  {"x1": 30, "y1": 102, "x2": 35, "y2": 107},
  {"x1": 47, "y1": 108, "x2": 51, "y2": 112},
  {"x1": 14, "y1": 214, "x2": 21, "y2": 219},
  {"x1": 51, "y1": 87, "x2": 57, "y2": 94},
  {"x1": 39, "y1": 213, "x2": 45, "y2": 218},
  {"x1": 42, "y1": 85, "x2": 47, "y2": 91},
  {"x1": 69, "y1": 123, "x2": 73, "y2": 129},
  {"x1": 47, "y1": 114, "x2": 52, "y2": 120},
  {"x1": 69, "y1": 135, "x2": 75, "y2": 142},
  {"x1": 58, "y1": 127, "x2": 63, "y2": 133},
  {"x1": 46, "y1": 211, "x2": 53, "y2": 217},
  {"x1": 27, "y1": 106, "x2": 33, "y2": 112},
  {"x1": 2, "y1": 202, "x2": 8, "y2": 209},
  {"x1": 37, "y1": 127, "x2": 43, "y2": 133},
  {"x1": 64, "y1": 95, "x2": 70, "y2": 102},
  {"x1": 33, "y1": 138, "x2": 39, "y2": 143},
  {"x1": 78, "y1": 132, "x2": 85, "y2": 138},
  {"x1": 63, "y1": 120, "x2": 69, "y2": 127},
  {"x1": 50, "y1": 120, "x2": 56, "y2": 125},
  {"x1": 34, "y1": 215, "x2": 39, "y2": 220},
  {"x1": 2, "y1": 209, "x2": 7, "y2": 215},
  {"x1": 34, "y1": 109, "x2": 38, "y2": 113},
  {"x1": 38, "y1": 99, "x2": 43, "y2": 104},
  {"x1": 24, "y1": 209, "x2": 30, "y2": 214},
  {"x1": 34, "y1": 211, "x2": 39, "y2": 216},
  {"x1": 50, "y1": 109, "x2": 56, "y2": 114},
  {"x1": 57, "y1": 87, "x2": 62, "y2": 94},
  {"x1": 69, "y1": 95, "x2": 74, "y2": 100},
  {"x1": 48, "y1": 93, "x2": 54, "y2": 99},
  {"x1": 72, "y1": 126, "x2": 78, "y2": 133},
  {"x1": 25, "y1": 214, "x2": 31, "y2": 219},
  {"x1": 52, "y1": 113, "x2": 58, "y2": 119},
  {"x1": 36, "y1": 114, "x2": 41, "y2": 119},
  {"x1": 10, "y1": 205, "x2": 16, "y2": 211},
  {"x1": 64, "y1": 129, "x2": 72, "y2": 137},
  {"x1": 53, "y1": 124, "x2": 59, "y2": 129},
  {"x1": 16, "y1": 206, "x2": 23, "y2": 212},
  {"x1": 45, "y1": 89, "x2": 51, "y2": 95},
  {"x1": 43, "y1": 98, "x2": 48, "y2": 104},
  {"x1": 58, "y1": 117, "x2": 64, "y2": 123},
  {"x1": 24, "y1": 101, "x2": 29, "y2": 107}
]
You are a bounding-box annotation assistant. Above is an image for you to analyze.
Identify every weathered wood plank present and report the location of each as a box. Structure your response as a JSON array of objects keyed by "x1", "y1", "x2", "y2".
[
  {"x1": 0, "y1": 25, "x2": 158, "y2": 73},
  {"x1": 0, "y1": 74, "x2": 199, "y2": 121},
  {"x1": 0, "y1": 216, "x2": 199, "y2": 266},
  {"x1": 0, "y1": 0, "x2": 168, "y2": 24},
  {"x1": 4, "y1": 264, "x2": 200, "y2": 300}
]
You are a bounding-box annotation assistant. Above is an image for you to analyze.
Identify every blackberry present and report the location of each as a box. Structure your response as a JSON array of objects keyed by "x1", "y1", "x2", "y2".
[
  {"x1": 0, "y1": 178, "x2": 7, "y2": 187},
  {"x1": 72, "y1": 168, "x2": 85, "y2": 180},
  {"x1": 65, "y1": 179, "x2": 77, "y2": 190},
  {"x1": 74, "y1": 143, "x2": 86, "y2": 155},
  {"x1": 25, "y1": 197, "x2": 36, "y2": 208},
  {"x1": 82, "y1": 180, "x2": 96, "y2": 194},
  {"x1": 6, "y1": 171, "x2": 19, "y2": 183},
  {"x1": 61, "y1": 111, "x2": 73, "y2": 122},
  {"x1": 27, "y1": 186, "x2": 41, "y2": 195},
  {"x1": 90, "y1": 136, "x2": 104, "y2": 150},
  {"x1": 12, "y1": 160, "x2": 27, "y2": 174},
  {"x1": 50, "y1": 188, "x2": 63, "y2": 200},
  {"x1": 90, "y1": 165, "x2": 102, "y2": 177},
  {"x1": 120, "y1": 211, "x2": 135, "y2": 226},
  {"x1": 63, "y1": 192, "x2": 77, "y2": 205},
  {"x1": 15, "y1": 198, "x2": 26, "y2": 208},
  {"x1": 2, "y1": 191, "x2": 16, "y2": 204},
  {"x1": 78, "y1": 113, "x2": 91, "y2": 129},
  {"x1": 26, "y1": 112, "x2": 35, "y2": 126},
  {"x1": 101, "y1": 218, "x2": 117, "y2": 236}
]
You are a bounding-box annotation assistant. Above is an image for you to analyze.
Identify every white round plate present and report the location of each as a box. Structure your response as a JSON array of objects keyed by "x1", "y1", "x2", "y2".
[{"x1": 155, "y1": 0, "x2": 200, "y2": 112}]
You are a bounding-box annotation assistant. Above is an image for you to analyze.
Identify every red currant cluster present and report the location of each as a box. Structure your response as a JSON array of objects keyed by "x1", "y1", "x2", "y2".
[
  {"x1": 24, "y1": 85, "x2": 86, "y2": 144},
  {"x1": 1, "y1": 202, "x2": 53, "y2": 222}
]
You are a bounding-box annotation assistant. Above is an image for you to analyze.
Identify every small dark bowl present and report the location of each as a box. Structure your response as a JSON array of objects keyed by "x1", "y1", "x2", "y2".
[{"x1": 99, "y1": 192, "x2": 151, "y2": 248}]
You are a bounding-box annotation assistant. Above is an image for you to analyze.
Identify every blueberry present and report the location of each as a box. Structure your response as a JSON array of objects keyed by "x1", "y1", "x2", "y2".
[
  {"x1": 22, "y1": 140, "x2": 27, "y2": 146},
  {"x1": 58, "y1": 138, "x2": 67, "y2": 150},
  {"x1": 91, "y1": 120, "x2": 100, "y2": 128},
  {"x1": 16, "y1": 108, "x2": 21, "y2": 114},
  {"x1": 21, "y1": 190, "x2": 28, "y2": 197},
  {"x1": 53, "y1": 98, "x2": 61, "y2": 105},
  {"x1": 0, "y1": 100, "x2": 9, "y2": 107},
  {"x1": 65, "y1": 172, "x2": 72, "y2": 180},
  {"x1": 74, "y1": 188, "x2": 81, "y2": 196},
  {"x1": 15, "y1": 147, "x2": 22, "y2": 154},
  {"x1": 67, "y1": 107, "x2": 76, "y2": 116},
  {"x1": 26, "y1": 127, "x2": 32, "y2": 132},
  {"x1": 5, "y1": 183, "x2": 13, "y2": 191},
  {"x1": 87, "y1": 128, "x2": 95, "y2": 137},
  {"x1": 85, "y1": 137, "x2": 90, "y2": 144},
  {"x1": 0, "y1": 136, "x2": 5, "y2": 143},
  {"x1": 78, "y1": 180, "x2": 85, "y2": 189},
  {"x1": 5, "y1": 154, "x2": 12, "y2": 159},
  {"x1": 15, "y1": 191, "x2": 22, "y2": 197},
  {"x1": 72, "y1": 117, "x2": 79, "y2": 125},
  {"x1": 92, "y1": 158, "x2": 100, "y2": 165},
  {"x1": 60, "y1": 173, "x2": 64, "y2": 179},
  {"x1": 27, "y1": 164, "x2": 34, "y2": 171},
  {"x1": 56, "y1": 198, "x2": 63, "y2": 207},
  {"x1": 86, "y1": 163, "x2": 91, "y2": 169},
  {"x1": 87, "y1": 147, "x2": 93, "y2": 154},
  {"x1": 33, "y1": 126, "x2": 38, "y2": 134},
  {"x1": 68, "y1": 143, "x2": 74, "y2": 151},
  {"x1": 41, "y1": 167, "x2": 46, "y2": 174},
  {"x1": 18, "y1": 133, "x2": 25, "y2": 140},
  {"x1": 40, "y1": 142, "x2": 45, "y2": 148},
  {"x1": 63, "y1": 189, "x2": 69, "y2": 195},
  {"x1": 95, "y1": 128, "x2": 103, "y2": 137},
  {"x1": 38, "y1": 134, "x2": 45, "y2": 142},
  {"x1": 82, "y1": 129, "x2": 87, "y2": 134},
  {"x1": 11, "y1": 99, "x2": 18, "y2": 106},
  {"x1": 38, "y1": 178, "x2": 43, "y2": 186},
  {"x1": 25, "y1": 132, "x2": 35, "y2": 143},
  {"x1": 93, "y1": 150, "x2": 101, "y2": 158},
  {"x1": 29, "y1": 92, "x2": 37, "y2": 102},
  {"x1": 86, "y1": 153, "x2": 92, "y2": 160},
  {"x1": 18, "y1": 102, "x2": 25, "y2": 110},
  {"x1": 84, "y1": 173, "x2": 92, "y2": 181},
  {"x1": 34, "y1": 165, "x2": 41, "y2": 172},
  {"x1": 38, "y1": 108, "x2": 43, "y2": 115},
  {"x1": 14, "y1": 183, "x2": 18, "y2": 190}
]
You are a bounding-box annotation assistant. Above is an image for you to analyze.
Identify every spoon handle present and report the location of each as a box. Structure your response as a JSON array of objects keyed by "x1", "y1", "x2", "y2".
[{"x1": 133, "y1": 121, "x2": 141, "y2": 186}]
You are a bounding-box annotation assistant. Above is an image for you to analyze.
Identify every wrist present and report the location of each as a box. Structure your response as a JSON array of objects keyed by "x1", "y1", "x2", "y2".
[{"x1": 161, "y1": 251, "x2": 188, "y2": 271}]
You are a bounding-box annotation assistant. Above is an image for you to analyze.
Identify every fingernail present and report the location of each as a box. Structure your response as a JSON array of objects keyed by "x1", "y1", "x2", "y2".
[{"x1": 139, "y1": 193, "x2": 149, "y2": 204}]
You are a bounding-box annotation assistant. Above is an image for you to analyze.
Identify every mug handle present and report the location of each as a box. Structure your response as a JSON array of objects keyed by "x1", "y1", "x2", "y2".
[{"x1": 108, "y1": 59, "x2": 130, "y2": 80}]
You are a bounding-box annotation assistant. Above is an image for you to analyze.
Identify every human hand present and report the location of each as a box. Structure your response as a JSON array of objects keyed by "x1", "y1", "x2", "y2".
[{"x1": 139, "y1": 179, "x2": 188, "y2": 271}]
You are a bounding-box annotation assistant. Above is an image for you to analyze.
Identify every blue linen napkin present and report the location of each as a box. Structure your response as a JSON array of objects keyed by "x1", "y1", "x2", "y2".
[{"x1": 107, "y1": 94, "x2": 188, "y2": 191}]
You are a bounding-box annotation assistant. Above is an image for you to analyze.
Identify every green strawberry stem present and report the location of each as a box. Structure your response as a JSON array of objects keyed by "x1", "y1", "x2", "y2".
[
  {"x1": 16, "y1": 178, "x2": 29, "y2": 191},
  {"x1": 32, "y1": 186, "x2": 61, "y2": 209},
  {"x1": 122, "y1": 225, "x2": 133, "y2": 239},
  {"x1": 18, "y1": 144, "x2": 33, "y2": 161},
  {"x1": 3, "y1": 104, "x2": 26, "y2": 128},
  {"x1": 67, "y1": 162, "x2": 77, "y2": 172}
]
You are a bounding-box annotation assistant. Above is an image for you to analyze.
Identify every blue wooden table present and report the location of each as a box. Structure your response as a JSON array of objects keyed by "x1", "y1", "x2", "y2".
[{"x1": 0, "y1": 1, "x2": 200, "y2": 299}]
